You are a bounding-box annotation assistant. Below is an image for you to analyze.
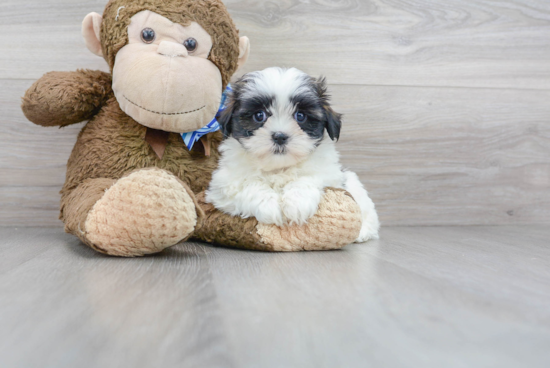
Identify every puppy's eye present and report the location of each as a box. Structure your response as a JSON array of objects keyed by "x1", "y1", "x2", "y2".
[
  {"x1": 141, "y1": 28, "x2": 156, "y2": 44},
  {"x1": 294, "y1": 111, "x2": 307, "y2": 123},
  {"x1": 183, "y1": 38, "x2": 198, "y2": 52},
  {"x1": 253, "y1": 111, "x2": 267, "y2": 123}
]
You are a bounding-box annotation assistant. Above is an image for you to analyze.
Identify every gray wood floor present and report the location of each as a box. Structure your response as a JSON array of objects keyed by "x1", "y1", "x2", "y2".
[{"x1": 1, "y1": 226, "x2": 549, "y2": 368}]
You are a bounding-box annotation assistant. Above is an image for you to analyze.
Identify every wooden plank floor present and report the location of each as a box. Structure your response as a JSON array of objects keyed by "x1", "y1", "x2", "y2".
[{"x1": 1, "y1": 226, "x2": 549, "y2": 368}]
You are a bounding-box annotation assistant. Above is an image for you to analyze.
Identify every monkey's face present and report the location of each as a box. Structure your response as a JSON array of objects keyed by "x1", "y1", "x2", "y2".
[{"x1": 112, "y1": 11, "x2": 223, "y2": 133}]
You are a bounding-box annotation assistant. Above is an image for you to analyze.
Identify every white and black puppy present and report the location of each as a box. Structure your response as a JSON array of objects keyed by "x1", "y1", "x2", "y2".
[{"x1": 206, "y1": 67, "x2": 379, "y2": 242}]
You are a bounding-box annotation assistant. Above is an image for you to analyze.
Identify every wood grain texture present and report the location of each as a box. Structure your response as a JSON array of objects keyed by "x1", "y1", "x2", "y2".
[
  {"x1": 229, "y1": 0, "x2": 550, "y2": 89},
  {"x1": 333, "y1": 84, "x2": 550, "y2": 225},
  {"x1": 2, "y1": 79, "x2": 549, "y2": 226},
  {"x1": 1, "y1": 0, "x2": 549, "y2": 226},
  {"x1": 1, "y1": 0, "x2": 550, "y2": 88},
  {"x1": 0, "y1": 80, "x2": 83, "y2": 227},
  {"x1": 1, "y1": 226, "x2": 549, "y2": 368}
]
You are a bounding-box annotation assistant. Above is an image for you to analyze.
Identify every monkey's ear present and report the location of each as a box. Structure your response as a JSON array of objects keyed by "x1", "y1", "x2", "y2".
[
  {"x1": 216, "y1": 102, "x2": 235, "y2": 138},
  {"x1": 82, "y1": 12, "x2": 103, "y2": 57},
  {"x1": 237, "y1": 37, "x2": 251, "y2": 70}
]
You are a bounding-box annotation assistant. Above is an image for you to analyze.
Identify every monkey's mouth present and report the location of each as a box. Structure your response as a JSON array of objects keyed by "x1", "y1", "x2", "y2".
[{"x1": 123, "y1": 95, "x2": 206, "y2": 116}]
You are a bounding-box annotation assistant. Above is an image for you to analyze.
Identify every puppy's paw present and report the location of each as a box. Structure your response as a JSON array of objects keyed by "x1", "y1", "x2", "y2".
[
  {"x1": 355, "y1": 226, "x2": 380, "y2": 243},
  {"x1": 254, "y1": 195, "x2": 285, "y2": 227},
  {"x1": 354, "y1": 209, "x2": 380, "y2": 243},
  {"x1": 255, "y1": 189, "x2": 362, "y2": 251},
  {"x1": 282, "y1": 187, "x2": 322, "y2": 225}
]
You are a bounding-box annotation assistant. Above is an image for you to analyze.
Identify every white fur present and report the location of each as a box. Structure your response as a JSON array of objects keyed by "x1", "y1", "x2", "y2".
[
  {"x1": 207, "y1": 137, "x2": 380, "y2": 242},
  {"x1": 240, "y1": 67, "x2": 316, "y2": 105},
  {"x1": 342, "y1": 171, "x2": 380, "y2": 242},
  {"x1": 238, "y1": 68, "x2": 320, "y2": 172},
  {"x1": 206, "y1": 67, "x2": 380, "y2": 243}
]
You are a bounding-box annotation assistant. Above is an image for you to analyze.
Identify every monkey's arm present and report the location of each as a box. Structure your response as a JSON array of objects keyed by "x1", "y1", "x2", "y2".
[{"x1": 22, "y1": 69, "x2": 112, "y2": 127}]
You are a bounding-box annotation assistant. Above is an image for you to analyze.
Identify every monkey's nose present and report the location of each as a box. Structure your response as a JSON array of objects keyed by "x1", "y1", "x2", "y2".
[{"x1": 157, "y1": 41, "x2": 189, "y2": 58}]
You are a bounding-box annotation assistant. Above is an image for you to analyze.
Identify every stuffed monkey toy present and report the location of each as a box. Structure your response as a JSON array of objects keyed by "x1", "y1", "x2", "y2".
[{"x1": 21, "y1": 0, "x2": 363, "y2": 257}]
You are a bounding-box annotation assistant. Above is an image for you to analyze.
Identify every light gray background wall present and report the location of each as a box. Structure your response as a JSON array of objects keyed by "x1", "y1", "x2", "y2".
[{"x1": 1, "y1": 0, "x2": 549, "y2": 227}]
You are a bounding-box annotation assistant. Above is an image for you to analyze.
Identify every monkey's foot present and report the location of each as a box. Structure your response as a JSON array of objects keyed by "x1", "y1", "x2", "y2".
[
  {"x1": 195, "y1": 188, "x2": 362, "y2": 252},
  {"x1": 84, "y1": 168, "x2": 199, "y2": 257}
]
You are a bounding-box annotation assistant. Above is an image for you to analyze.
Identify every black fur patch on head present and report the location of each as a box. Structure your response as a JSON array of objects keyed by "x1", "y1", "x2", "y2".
[
  {"x1": 289, "y1": 76, "x2": 342, "y2": 142},
  {"x1": 218, "y1": 70, "x2": 342, "y2": 144},
  {"x1": 217, "y1": 77, "x2": 273, "y2": 140},
  {"x1": 216, "y1": 98, "x2": 235, "y2": 138},
  {"x1": 290, "y1": 79, "x2": 325, "y2": 142}
]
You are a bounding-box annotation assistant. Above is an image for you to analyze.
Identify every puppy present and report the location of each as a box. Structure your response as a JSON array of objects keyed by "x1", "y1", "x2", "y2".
[{"x1": 206, "y1": 67, "x2": 379, "y2": 243}]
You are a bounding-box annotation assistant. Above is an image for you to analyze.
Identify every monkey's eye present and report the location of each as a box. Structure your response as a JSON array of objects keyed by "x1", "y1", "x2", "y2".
[
  {"x1": 141, "y1": 28, "x2": 156, "y2": 44},
  {"x1": 183, "y1": 38, "x2": 198, "y2": 52},
  {"x1": 253, "y1": 111, "x2": 267, "y2": 123},
  {"x1": 294, "y1": 111, "x2": 307, "y2": 123}
]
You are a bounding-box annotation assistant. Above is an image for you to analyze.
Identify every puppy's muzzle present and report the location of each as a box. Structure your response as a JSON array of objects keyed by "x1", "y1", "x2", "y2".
[{"x1": 272, "y1": 132, "x2": 289, "y2": 146}]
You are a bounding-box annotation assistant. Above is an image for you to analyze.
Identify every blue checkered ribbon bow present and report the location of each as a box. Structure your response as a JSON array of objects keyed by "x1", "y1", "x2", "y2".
[{"x1": 180, "y1": 84, "x2": 232, "y2": 150}]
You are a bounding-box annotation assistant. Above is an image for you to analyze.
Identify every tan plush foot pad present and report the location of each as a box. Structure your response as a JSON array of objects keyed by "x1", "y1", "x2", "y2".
[
  {"x1": 85, "y1": 168, "x2": 198, "y2": 257},
  {"x1": 195, "y1": 189, "x2": 362, "y2": 252},
  {"x1": 256, "y1": 189, "x2": 362, "y2": 251}
]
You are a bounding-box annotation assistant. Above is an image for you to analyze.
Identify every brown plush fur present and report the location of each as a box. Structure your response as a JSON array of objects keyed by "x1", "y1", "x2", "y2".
[
  {"x1": 20, "y1": 0, "x2": 362, "y2": 256},
  {"x1": 101, "y1": 0, "x2": 240, "y2": 88},
  {"x1": 61, "y1": 177, "x2": 117, "y2": 253},
  {"x1": 194, "y1": 191, "x2": 265, "y2": 249},
  {"x1": 60, "y1": 94, "x2": 222, "y2": 197},
  {"x1": 22, "y1": 70, "x2": 113, "y2": 127}
]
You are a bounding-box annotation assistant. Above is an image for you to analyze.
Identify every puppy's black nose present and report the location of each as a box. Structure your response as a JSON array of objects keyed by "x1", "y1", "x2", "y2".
[{"x1": 272, "y1": 132, "x2": 289, "y2": 145}]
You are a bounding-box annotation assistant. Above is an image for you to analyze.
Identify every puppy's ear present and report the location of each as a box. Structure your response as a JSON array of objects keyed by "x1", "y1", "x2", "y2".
[
  {"x1": 324, "y1": 105, "x2": 342, "y2": 141},
  {"x1": 216, "y1": 99, "x2": 235, "y2": 138},
  {"x1": 315, "y1": 77, "x2": 342, "y2": 141}
]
